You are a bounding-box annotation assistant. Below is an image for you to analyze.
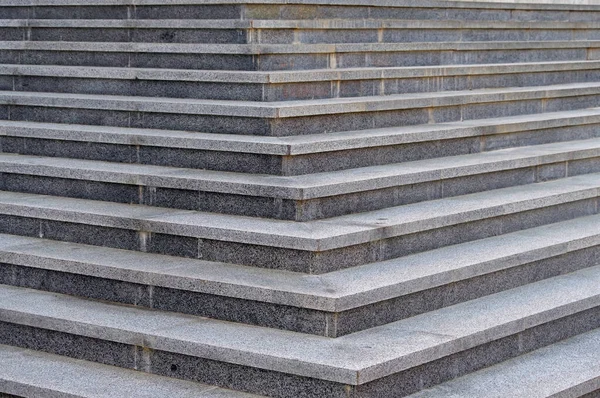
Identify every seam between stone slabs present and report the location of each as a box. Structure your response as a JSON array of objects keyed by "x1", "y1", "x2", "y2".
[
  {"x1": 2, "y1": 60, "x2": 600, "y2": 84},
  {"x1": 1, "y1": 266, "x2": 600, "y2": 385},
  {"x1": 3, "y1": 137, "x2": 600, "y2": 199},
  {"x1": 1, "y1": 173, "x2": 600, "y2": 251},
  {"x1": 2, "y1": 82, "x2": 600, "y2": 119},
  {"x1": 1, "y1": 0, "x2": 600, "y2": 11},
  {"x1": 2, "y1": 40, "x2": 600, "y2": 54},
  {"x1": 1, "y1": 212, "x2": 600, "y2": 312},
  {"x1": 2, "y1": 108, "x2": 600, "y2": 156}
]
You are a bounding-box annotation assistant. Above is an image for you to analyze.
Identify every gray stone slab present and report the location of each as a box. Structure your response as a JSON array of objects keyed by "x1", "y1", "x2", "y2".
[
  {"x1": 9, "y1": 75, "x2": 261, "y2": 102},
  {"x1": 3, "y1": 108, "x2": 600, "y2": 160},
  {"x1": 2, "y1": 0, "x2": 600, "y2": 12},
  {"x1": 0, "y1": 40, "x2": 598, "y2": 71},
  {"x1": 0, "y1": 263, "x2": 153, "y2": 308},
  {"x1": 8, "y1": 18, "x2": 600, "y2": 30},
  {"x1": 3, "y1": 241, "x2": 598, "y2": 336},
  {"x1": 3, "y1": 135, "x2": 600, "y2": 207},
  {"x1": 1, "y1": 173, "x2": 141, "y2": 205},
  {"x1": 2, "y1": 210, "x2": 600, "y2": 315},
  {"x1": 3, "y1": 60, "x2": 600, "y2": 85},
  {"x1": 1, "y1": 265, "x2": 600, "y2": 386},
  {"x1": 3, "y1": 83, "x2": 600, "y2": 137},
  {"x1": 1, "y1": 172, "x2": 600, "y2": 254},
  {"x1": 407, "y1": 328, "x2": 600, "y2": 398},
  {"x1": 7, "y1": 19, "x2": 600, "y2": 46},
  {"x1": 0, "y1": 344, "x2": 261, "y2": 397}
]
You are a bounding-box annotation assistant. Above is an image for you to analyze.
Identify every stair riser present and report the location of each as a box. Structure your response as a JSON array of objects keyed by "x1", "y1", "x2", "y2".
[
  {"x1": 0, "y1": 5, "x2": 243, "y2": 20},
  {"x1": 0, "y1": 137, "x2": 284, "y2": 175},
  {"x1": 580, "y1": 391, "x2": 600, "y2": 398},
  {"x1": 3, "y1": 27, "x2": 600, "y2": 45},
  {"x1": 0, "y1": 27, "x2": 248, "y2": 44},
  {"x1": 0, "y1": 263, "x2": 336, "y2": 337},
  {"x1": 3, "y1": 4, "x2": 600, "y2": 22},
  {"x1": 0, "y1": 173, "x2": 298, "y2": 220},
  {"x1": 0, "y1": 47, "x2": 593, "y2": 72},
  {"x1": 0, "y1": 49, "x2": 258, "y2": 72},
  {"x1": 0, "y1": 104, "x2": 269, "y2": 136},
  {"x1": 1, "y1": 244, "x2": 598, "y2": 337},
  {"x1": 2, "y1": 92, "x2": 600, "y2": 137},
  {"x1": 2, "y1": 153, "x2": 600, "y2": 221},
  {"x1": 0, "y1": 197, "x2": 596, "y2": 273},
  {"x1": 243, "y1": 5, "x2": 600, "y2": 23},
  {"x1": 1, "y1": 305, "x2": 599, "y2": 397},
  {"x1": 4, "y1": 68, "x2": 600, "y2": 102},
  {"x1": 3, "y1": 122, "x2": 600, "y2": 176},
  {"x1": 3, "y1": 75, "x2": 267, "y2": 102}
]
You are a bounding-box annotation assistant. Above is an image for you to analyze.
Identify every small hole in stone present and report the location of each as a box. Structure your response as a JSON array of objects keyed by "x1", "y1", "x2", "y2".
[{"x1": 171, "y1": 364, "x2": 178, "y2": 372}]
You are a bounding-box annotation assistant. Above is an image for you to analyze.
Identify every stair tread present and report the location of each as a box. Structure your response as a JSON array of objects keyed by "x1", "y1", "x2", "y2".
[
  {"x1": 1, "y1": 81, "x2": 599, "y2": 119},
  {"x1": 0, "y1": 172, "x2": 599, "y2": 251},
  {"x1": 1, "y1": 212, "x2": 600, "y2": 312},
  {"x1": 1, "y1": 265, "x2": 600, "y2": 385},
  {"x1": 2, "y1": 60, "x2": 599, "y2": 84},
  {"x1": 1, "y1": 39, "x2": 599, "y2": 55},
  {"x1": 2, "y1": 107, "x2": 600, "y2": 155},
  {"x1": 2, "y1": 136, "x2": 600, "y2": 199},
  {"x1": 407, "y1": 328, "x2": 600, "y2": 398},
  {"x1": 0, "y1": 344, "x2": 262, "y2": 398}
]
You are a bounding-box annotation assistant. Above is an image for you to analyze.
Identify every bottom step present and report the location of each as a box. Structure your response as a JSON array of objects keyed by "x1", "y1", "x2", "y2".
[
  {"x1": 0, "y1": 344, "x2": 261, "y2": 398},
  {"x1": 408, "y1": 328, "x2": 600, "y2": 398}
]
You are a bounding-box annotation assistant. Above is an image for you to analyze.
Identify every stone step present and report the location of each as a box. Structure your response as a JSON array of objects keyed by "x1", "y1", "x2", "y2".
[
  {"x1": 2, "y1": 264, "x2": 600, "y2": 397},
  {"x1": 2, "y1": 137, "x2": 600, "y2": 220},
  {"x1": 1, "y1": 40, "x2": 599, "y2": 71},
  {"x1": 0, "y1": 345, "x2": 262, "y2": 398},
  {"x1": 2, "y1": 83, "x2": 600, "y2": 136},
  {"x1": 4, "y1": 19, "x2": 600, "y2": 45},
  {"x1": 2, "y1": 61, "x2": 600, "y2": 101},
  {"x1": 407, "y1": 328, "x2": 600, "y2": 398},
  {"x1": 3, "y1": 0, "x2": 600, "y2": 22},
  {"x1": 1, "y1": 213, "x2": 600, "y2": 337},
  {"x1": 3, "y1": 108, "x2": 600, "y2": 175},
  {"x1": 1, "y1": 173, "x2": 600, "y2": 273}
]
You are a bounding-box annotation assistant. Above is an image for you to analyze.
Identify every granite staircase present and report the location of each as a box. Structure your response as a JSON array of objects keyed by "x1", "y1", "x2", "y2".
[{"x1": 1, "y1": 0, "x2": 600, "y2": 397}]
